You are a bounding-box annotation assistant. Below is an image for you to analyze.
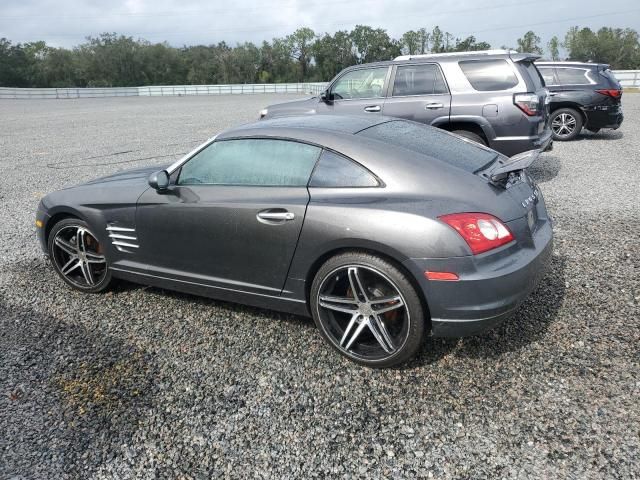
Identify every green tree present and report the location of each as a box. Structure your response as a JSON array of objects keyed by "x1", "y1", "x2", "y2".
[
  {"x1": 516, "y1": 30, "x2": 543, "y2": 54},
  {"x1": 454, "y1": 35, "x2": 491, "y2": 52},
  {"x1": 400, "y1": 30, "x2": 421, "y2": 55},
  {"x1": 312, "y1": 31, "x2": 357, "y2": 80},
  {"x1": 286, "y1": 27, "x2": 315, "y2": 81},
  {"x1": 350, "y1": 25, "x2": 400, "y2": 63},
  {"x1": 430, "y1": 26, "x2": 444, "y2": 52},
  {"x1": 564, "y1": 26, "x2": 640, "y2": 68},
  {"x1": 547, "y1": 36, "x2": 560, "y2": 60}
]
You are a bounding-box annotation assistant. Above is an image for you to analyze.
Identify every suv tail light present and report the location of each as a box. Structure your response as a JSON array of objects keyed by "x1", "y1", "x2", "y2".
[
  {"x1": 440, "y1": 213, "x2": 514, "y2": 255},
  {"x1": 595, "y1": 89, "x2": 622, "y2": 98},
  {"x1": 513, "y1": 93, "x2": 540, "y2": 116}
]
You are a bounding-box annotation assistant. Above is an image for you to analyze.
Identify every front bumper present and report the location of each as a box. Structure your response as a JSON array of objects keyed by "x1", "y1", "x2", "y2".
[{"x1": 404, "y1": 215, "x2": 553, "y2": 337}]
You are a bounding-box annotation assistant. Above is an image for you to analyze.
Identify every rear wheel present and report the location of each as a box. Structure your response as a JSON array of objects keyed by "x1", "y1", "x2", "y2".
[
  {"x1": 451, "y1": 130, "x2": 487, "y2": 146},
  {"x1": 550, "y1": 108, "x2": 583, "y2": 140},
  {"x1": 48, "y1": 218, "x2": 112, "y2": 293},
  {"x1": 310, "y1": 252, "x2": 426, "y2": 368}
]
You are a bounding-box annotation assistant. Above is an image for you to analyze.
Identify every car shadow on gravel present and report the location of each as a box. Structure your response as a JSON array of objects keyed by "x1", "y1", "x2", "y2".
[
  {"x1": 0, "y1": 300, "x2": 159, "y2": 479},
  {"x1": 404, "y1": 254, "x2": 567, "y2": 367},
  {"x1": 449, "y1": 254, "x2": 567, "y2": 359},
  {"x1": 574, "y1": 130, "x2": 624, "y2": 141},
  {"x1": 529, "y1": 154, "x2": 561, "y2": 184}
]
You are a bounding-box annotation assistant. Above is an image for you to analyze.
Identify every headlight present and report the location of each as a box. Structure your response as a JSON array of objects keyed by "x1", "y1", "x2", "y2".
[{"x1": 259, "y1": 108, "x2": 268, "y2": 119}]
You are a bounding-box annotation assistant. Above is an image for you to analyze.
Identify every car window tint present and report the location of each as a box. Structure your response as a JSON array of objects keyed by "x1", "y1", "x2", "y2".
[
  {"x1": 178, "y1": 139, "x2": 320, "y2": 186},
  {"x1": 600, "y1": 68, "x2": 621, "y2": 88},
  {"x1": 309, "y1": 150, "x2": 379, "y2": 187},
  {"x1": 538, "y1": 67, "x2": 556, "y2": 85},
  {"x1": 392, "y1": 64, "x2": 448, "y2": 96},
  {"x1": 331, "y1": 67, "x2": 387, "y2": 100},
  {"x1": 357, "y1": 120, "x2": 497, "y2": 173},
  {"x1": 521, "y1": 62, "x2": 544, "y2": 89},
  {"x1": 555, "y1": 68, "x2": 591, "y2": 85},
  {"x1": 459, "y1": 59, "x2": 519, "y2": 91}
]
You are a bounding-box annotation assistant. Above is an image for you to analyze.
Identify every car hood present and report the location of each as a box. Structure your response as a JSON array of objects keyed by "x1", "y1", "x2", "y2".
[
  {"x1": 264, "y1": 96, "x2": 320, "y2": 118},
  {"x1": 83, "y1": 164, "x2": 169, "y2": 186}
]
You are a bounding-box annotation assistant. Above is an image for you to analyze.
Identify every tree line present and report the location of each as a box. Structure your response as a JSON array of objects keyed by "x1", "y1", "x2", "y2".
[{"x1": 1, "y1": 25, "x2": 638, "y2": 88}]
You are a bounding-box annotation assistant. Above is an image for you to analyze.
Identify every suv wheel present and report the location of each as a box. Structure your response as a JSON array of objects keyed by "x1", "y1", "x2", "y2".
[
  {"x1": 310, "y1": 252, "x2": 426, "y2": 368},
  {"x1": 550, "y1": 108, "x2": 583, "y2": 141},
  {"x1": 451, "y1": 130, "x2": 487, "y2": 146}
]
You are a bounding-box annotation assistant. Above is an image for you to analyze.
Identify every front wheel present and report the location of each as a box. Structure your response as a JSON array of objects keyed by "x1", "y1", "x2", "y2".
[
  {"x1": 48, "y1": 218, "x2": 112, "y2": 293},
  {"x1": 310, "y1": 252, "x2": 426, "y2": 368},
  {"x1": 550, "y1": 108, "x2": 583, "y2": 141}
]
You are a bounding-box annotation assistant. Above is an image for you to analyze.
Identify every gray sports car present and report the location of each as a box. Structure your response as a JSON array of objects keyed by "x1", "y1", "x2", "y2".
[{"x1": 36, "y1": 115, "x2": 553, "y2": 367}]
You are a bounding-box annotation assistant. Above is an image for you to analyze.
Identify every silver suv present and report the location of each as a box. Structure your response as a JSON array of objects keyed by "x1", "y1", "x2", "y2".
[{"x1": 260, "y1": 50, "x2": 553, "y2": 157}]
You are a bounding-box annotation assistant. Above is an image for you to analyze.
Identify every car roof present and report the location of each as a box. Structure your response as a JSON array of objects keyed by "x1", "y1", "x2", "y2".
[
  {"x1": 536, "y1": 61, "x2": 609, "y2": 68},
  {"x1": 221, "y1": 115, "x2": 390, "y2": 137}
]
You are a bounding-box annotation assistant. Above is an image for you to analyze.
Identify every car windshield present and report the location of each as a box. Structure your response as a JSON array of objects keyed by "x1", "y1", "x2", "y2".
[{"x1": 357, "y1": 120, "x2": 499, "y2": 173}]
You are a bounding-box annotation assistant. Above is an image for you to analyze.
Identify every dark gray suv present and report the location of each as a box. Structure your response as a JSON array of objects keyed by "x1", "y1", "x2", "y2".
[{"x1": 260, "y1": 50, "x2": 553, "y2": 156}]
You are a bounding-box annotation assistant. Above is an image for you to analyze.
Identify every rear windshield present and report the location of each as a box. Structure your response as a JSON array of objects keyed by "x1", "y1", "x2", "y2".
[
  {"x1": 518, "y1": 61, "x2": 545, "y2": 89},
  {"x1": 600, "y1": 68, "x2": 621, "y2": 88},
  {"x1": 459, "y1": 59, "x2": 519, "y2": 91},
  {"x1": 357, "y1": 120, "x2": 497, "y2": 173}
]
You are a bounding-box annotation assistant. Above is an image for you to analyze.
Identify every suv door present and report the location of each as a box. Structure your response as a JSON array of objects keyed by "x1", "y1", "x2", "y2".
[
  {"x1": 319, "y1": 66, "x2": 391, "y2": 116},
  {"x1": 382, "y1": 63, "x2": 451, "y2": 125},
  {"x1": 135, "y1": 138, "x2": 321, "y2": 296}
]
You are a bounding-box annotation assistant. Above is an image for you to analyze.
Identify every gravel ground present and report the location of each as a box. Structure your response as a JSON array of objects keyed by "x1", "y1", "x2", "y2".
[{"x1": 0, "y1": 94, "x2": 638, "y2": 479}]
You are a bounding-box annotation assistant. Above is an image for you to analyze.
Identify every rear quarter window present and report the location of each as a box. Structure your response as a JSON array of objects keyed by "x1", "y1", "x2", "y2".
[
  {"x1": 555, "y1": 68, "x2": 592, "y2": 85},
  {"x1": 459, "y1": 59, "x2": 519, "y2": 91},
  {"x1": 309, "y1": 150, "x2": 379, "y2": 188},
  {"x1": 518, "y1": 62, "x2": 545, "y2": 89}
]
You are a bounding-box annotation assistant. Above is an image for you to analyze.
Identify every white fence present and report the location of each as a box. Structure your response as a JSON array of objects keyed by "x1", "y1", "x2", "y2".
[
  {"x1": 612, "y1": 70, "x2": 640, "y2": 88},
  {"x1": 0, "y1": 82, "x2": 328, "y2": 99},
  {"x1": 1, "y1": 71, "x2": 638, "y2": 100}
]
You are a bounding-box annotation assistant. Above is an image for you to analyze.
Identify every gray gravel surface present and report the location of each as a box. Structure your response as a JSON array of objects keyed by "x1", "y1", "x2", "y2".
[{"x1": 1, "y1": 94, "x2": 638, "y2": 479}]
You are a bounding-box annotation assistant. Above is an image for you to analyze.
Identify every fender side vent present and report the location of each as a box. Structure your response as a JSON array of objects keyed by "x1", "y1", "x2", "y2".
[{"x1": 106, "y1": 225, "x2": 139, "y2": 253}]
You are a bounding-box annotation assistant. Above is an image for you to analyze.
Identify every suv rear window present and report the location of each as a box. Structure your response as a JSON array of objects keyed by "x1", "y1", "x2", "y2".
[
  {"x1": 357, "y1": 120, "x2": 497, "y2": 173},
  {"x1": 459, "y1": 59, "x2": 518, "y2": 91}
]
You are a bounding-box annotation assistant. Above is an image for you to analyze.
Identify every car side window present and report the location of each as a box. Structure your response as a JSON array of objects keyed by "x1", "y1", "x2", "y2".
[
  {"x1": 392, "y1": 64, "x2": 448, "y2": 96},
  {"x1": 178, "y1": 139, "x2": 321, "y2": 187},
  {"x1": 555, "y1": 67, "x2": 591, "y2": 85},
  {"x1": 459, "y1": 59, "x2": 519, "y2": 91},
  {"x1": 538, "y1": 67, "x2": 557, "y2": 85},
  {"x1": 330, "y1": 68, "x2": 388, "y2": 100},
  {"x1": 309, "y1": 150, "x2": 379, "y2": 188}
]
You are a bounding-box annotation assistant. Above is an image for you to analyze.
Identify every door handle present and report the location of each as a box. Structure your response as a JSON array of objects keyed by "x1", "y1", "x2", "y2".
[
  {"x1": 363, "y1": 105, "x2": 381, "y2": 112},
  {"x1": 257, "y1": 210, "x2": 295, "y2": 223},
  {"x1": 425, "y1": 103, "x2": 444, "y2": 109}
]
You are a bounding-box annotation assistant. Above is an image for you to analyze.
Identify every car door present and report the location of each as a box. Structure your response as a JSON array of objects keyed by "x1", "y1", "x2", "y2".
[
  {"x1": 382, "y1": 63, "x2": 451, "y2": 125},
  {"x1": 135, "y1": 138, "x2": 321, "y2": 296},
  {"x1": 316, "y1": 66, "x2": 391, "y2": 116}
]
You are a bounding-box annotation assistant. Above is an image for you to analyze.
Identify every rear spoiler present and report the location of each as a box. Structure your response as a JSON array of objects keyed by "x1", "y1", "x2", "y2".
[{"x1": 482, "y1": 149, "x2": 540, "y2": 185}]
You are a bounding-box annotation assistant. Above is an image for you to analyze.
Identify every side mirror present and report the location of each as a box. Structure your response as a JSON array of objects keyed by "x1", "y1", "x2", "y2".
[
  {"x1": 320, "y1": 90, "x2": 331, "y2": 103},
  {"x1": 148, "y1": 170, "x2": 170, "y2": 191}
]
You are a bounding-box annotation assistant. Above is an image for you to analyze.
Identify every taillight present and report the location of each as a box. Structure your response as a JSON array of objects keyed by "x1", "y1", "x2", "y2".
[
  {"x1": 514, "y1": 93, "x2": 540, "y2": 116},
  {"x1": 439, "y1": 213, "x2": 514, "y2": 255},
  {"x1": 595, "y1": 89, "x2": 622, "y2": 98}
]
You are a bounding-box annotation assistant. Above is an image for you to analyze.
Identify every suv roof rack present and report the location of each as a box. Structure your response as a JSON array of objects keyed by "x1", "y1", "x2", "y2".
[{"x1": 394, "y1": 49, "x2": 518, "y2": 61}]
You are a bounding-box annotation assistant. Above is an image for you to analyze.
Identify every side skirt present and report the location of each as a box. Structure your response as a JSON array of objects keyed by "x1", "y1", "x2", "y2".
[{"x1": 110, "y1": 267, "x2": 311, "y2": 317}]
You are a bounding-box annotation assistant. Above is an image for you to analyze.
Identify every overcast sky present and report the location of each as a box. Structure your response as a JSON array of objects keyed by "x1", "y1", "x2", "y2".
[{"x1": 2, "y1": 0, "x2": 639, "y2": 52}]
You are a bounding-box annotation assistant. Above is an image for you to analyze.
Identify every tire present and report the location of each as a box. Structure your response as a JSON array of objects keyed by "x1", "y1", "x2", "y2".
[
  {"x1": 310, "y1": 251, "x2": 426, "y2": 368},
  {"x1": 451, "y1": 130, "x2": 487, "y2": 146},
  {"x1": 48, "y1": 218, "x2": 112, "y2": 293},
  {"x1": 550, "y1": 108, "x2": 583, "y2": 141}
]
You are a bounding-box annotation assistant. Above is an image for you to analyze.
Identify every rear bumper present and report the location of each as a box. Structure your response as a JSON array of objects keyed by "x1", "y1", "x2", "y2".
[
  {"x1": 490, "y1": 127, "x2": 553, "y2": 156},
  {"x1": 404, "y1": 216, "x2": 553, "y2": 338},
  {"x1": 585, "y1": 107, "x2": 624, "y2": 130}
]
